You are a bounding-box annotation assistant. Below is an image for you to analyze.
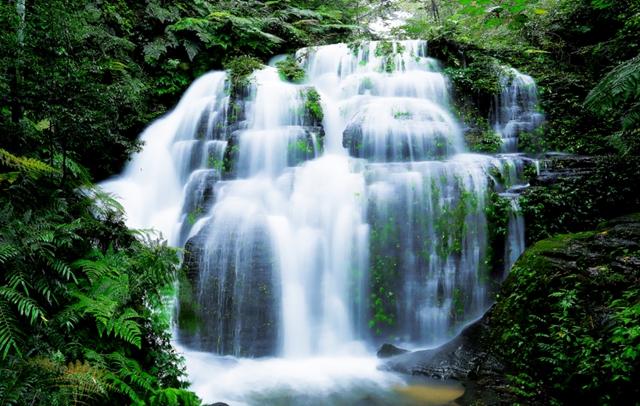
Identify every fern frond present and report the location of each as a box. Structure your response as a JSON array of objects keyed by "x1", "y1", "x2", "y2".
[
  {"x1": 46, "y1": 360, "x2": 111, "y2": 406},
  {"x1": 585, "y1": 54, "x2": 640, "y2": 113},
  {"x1": 104, "y1": 308, "x2": 142, "y2": 348},
  {"x1": 0, "y1": 358, "x2": 37, "y2": 405},
  {"x1": 150, "y1": 388, "x2": 201, "y2": 406},
  {"x1": 621, "y1": 101, "x2": 640, "y2": 131},
  {"x1": 72, "y1": 258, "x2": 112, "y2": 284},
  {"x1": 3, "y1": 264, "x2": 32, "y2": 294},
  {"x1": 0, "y1": 149, "x2": 60, "y2": 180},
  {"x1": 106, "y1": 352, "x2": 156, "y2": 393},
  {"x1": 0, "y1": 299, "x2": 23, "y2": 359},
  {"x1": 0, "y1": 172, "x2": 20, "y2": 184},
  {"x1": 0, "y1": 287, "x2": 45, "y2": 325}
]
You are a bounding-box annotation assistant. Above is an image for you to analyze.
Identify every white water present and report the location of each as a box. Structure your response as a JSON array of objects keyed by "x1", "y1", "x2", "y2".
[
  {"x1": 102, "y1": 40, "x2": 536, "y2": 404},
  {"x1": 492, "y1": 67, "x2": 545, "y2": 152}
]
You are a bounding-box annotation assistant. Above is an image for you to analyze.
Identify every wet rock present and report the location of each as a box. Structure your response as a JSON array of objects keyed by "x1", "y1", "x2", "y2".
[
  {"x1": 531, "y1": 154, "x2": 596, "y2": 188},
  {"x1": 376, "y1": 343, "x2": 410, "y2": 359},
  {"x1": 178, "y1": 219, "x2": 280, "y2": 357},
  {"x1": 383, "y1": 312, "x2": 503, "y2": 380}
]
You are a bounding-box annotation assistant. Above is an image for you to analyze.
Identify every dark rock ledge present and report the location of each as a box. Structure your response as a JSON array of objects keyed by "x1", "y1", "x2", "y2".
[{"x1": 380, "y1": 312, "x2": 525, "y2": 406}]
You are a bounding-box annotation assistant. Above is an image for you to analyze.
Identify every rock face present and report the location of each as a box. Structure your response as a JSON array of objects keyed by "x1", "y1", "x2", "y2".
[
  {"x1": 531, "y1": 153, "x2": 597, "y2": 188},
  {"x1": 382, "y1": 312, "x2": 523, "y2": 406},
  {"x1": 383, "y1": 312, "x2": 503, "y2": 380},
  {"x1": 376, "y1": 343, "x2": 410, "y2": 359},
  {"x1": 178, "y1": 220, "x2": 280, "y2": 357}
]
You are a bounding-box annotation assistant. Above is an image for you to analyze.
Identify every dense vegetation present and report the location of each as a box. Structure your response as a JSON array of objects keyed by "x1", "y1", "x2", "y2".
[
  {"x1": 489, "y1": 215, "x2": 640, "y2": 405},
  {"x1": 1, "y1": 0, "x2": 639, "y2": 404}
]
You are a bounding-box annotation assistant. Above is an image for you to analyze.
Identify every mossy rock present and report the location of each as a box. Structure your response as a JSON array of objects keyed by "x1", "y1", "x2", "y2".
[{"x1": 488, "y1": 214, "x2": 640, "y2": 404}]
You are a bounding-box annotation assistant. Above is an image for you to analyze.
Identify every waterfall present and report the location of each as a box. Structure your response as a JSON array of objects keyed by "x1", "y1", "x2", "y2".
[
  {"x1": 491, "y1": 67, "x2": 545, "y2": 152},
  {"x1": 102, "y1": 41, "x2": 534, "y2": 361}
]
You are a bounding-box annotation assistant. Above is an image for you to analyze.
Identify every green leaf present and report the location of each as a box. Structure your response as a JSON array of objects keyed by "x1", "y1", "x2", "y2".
[{"x1": 486, "y1": 17, "x2": 504, "y2": 27}]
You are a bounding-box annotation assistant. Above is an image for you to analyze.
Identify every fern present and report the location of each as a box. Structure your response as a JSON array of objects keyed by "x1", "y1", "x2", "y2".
[
  {"x1": 0, "y1": 287, "x2": 45, "y2": 325},
  {"x1": 106, "y1": 351, "x2": 156, "y2": 398},
  {"x1": 0, "y1": 300, "x2": 22, "y2": 359},
  {"x1": 585, "y1": 54, "x2": 640, "y2": 150},
  {"x1": 0, "y1": 149, "x2": 60, "y2": 182}
]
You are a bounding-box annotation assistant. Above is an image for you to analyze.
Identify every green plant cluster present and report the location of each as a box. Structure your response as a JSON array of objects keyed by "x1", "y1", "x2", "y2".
[
  {"x1": 223, "y1": 55, "x2": 265, "y2": 89},
  {"x1": 368, "y1": 209, "x2": 400, "y2": 336},
  {"x1": 465, "y1": 129, "x2": 503, "y2": 153},
  {"x1": 0, "y1": 150, "x2": 198, "y2": 405},
  {"x1": 0, "y1": 0, "x2": 367, "y2": 182},
  {"x1": 275, "y1": 55, "x2": 306, "y2": 83},
  {"x1": 488, "y1": 216, "x2": 640, "y2": 404},
  {"x1": 396, "y1": 0, "x2": 639, "y2": 156},
  {"x1": 483, "y1": 191, "x2": 512, "y2": 278},
  {"x1": 302, "y1": 88, "x2": 324, "y2": 124},
  {"x1": 374, "y1": 41, "x2": 405, "y2": 73}
]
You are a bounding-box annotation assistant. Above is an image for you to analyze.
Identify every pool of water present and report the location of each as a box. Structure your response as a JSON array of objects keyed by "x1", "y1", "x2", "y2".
[{"x1": 179, "y1": 346, "x2": 464, "y2": 406}]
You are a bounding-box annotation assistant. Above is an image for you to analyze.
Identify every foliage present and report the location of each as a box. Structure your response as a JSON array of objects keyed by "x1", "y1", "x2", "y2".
[
  {"x1": 0, "y1": 153, "x2": 198, "y2": 405},
  {"x1": 374, "y1": 41, "x2": 405, "y2": 73},
  {"x1": 223, "y1": 55, "x2": 264, "y2": 88},
  {"x1": 395, "y1": 0, "x2": 639, "y2": 156},
  {"x1": 455, "y1": 0, "x2": 549, "y2": 30},
  {"x1": 520, "y1": 156, "x2": 640, "y2": 245},
  {"x1": 0, "y1": 0, "x2": 367, "y2": 182},
  {"x1": 483, "y1": 191, "x2": 512, "y2": 275},
  {"x1": 489, "y1": 218, "x2": 640, "y2": 404},
  {"x1": 275, "y1": 55, "x2": 307, "y2": 83},
  {"x1": 465, "y1": 129, "x2": 503, "y2": 153},
  {"x1": 302, "y1": 88, "x2": 324, "y2": 124},
  {"x1": 585, "y1": 54, "x2": 640, "y2": 155}
]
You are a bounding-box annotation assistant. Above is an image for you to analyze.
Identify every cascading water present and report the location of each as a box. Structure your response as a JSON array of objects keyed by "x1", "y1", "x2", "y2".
[
  {"x1": 102, "y1": 40, "x2": 538, "y2": 405},
  {"x1": 491, "y1": 67, "x2": 545, "y2": 152}
]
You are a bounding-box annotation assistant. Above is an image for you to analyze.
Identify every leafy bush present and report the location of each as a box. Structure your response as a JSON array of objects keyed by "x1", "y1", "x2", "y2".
[
  {"x1": 223, "y1": 55, "x2": 265, "y2": 88},
  {"x1": 465, "y1": 129, "x2": 504, "y2": 153},
  {"x1": 276, "y1": 55, "x2": 306, "y2": 83}
]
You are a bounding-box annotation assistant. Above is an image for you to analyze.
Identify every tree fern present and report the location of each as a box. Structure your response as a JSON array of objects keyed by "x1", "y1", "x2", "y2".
[{"x1": 585, "y1": 53, "x2": 640, "y2": 150}]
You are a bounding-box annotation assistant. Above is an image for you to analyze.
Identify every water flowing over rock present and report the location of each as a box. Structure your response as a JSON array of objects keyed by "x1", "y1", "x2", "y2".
[
  {"x1": 101, "y1": 40, "x2": 536, "y2": 358},
  {"x1": 491, "y1": 67, "x2": 545, "y2": 152}
]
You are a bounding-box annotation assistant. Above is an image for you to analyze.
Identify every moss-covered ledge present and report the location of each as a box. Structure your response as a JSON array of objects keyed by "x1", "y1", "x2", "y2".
[{"x1": 488, "y1": 213, "x2": 640, "y2": 405}]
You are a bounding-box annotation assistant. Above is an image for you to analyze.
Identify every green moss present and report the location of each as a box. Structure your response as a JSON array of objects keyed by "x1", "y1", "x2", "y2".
[
  {"x1": 177, "y1": 267, "x2": 202, "y2": 335},
  {"x1": 275, "y1": 55, "x2": 306, "y2": 83}
]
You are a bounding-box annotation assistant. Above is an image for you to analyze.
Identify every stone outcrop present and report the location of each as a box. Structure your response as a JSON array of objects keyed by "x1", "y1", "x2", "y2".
[
  {"x1": 531, "y1": 153, "x2": 597, "y2": 188},
  {"x1": 376, "y1": 343, "x2": 410, "y2": 359}
]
